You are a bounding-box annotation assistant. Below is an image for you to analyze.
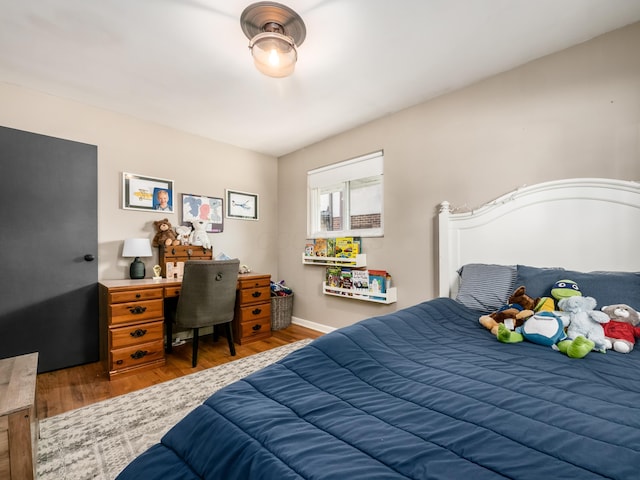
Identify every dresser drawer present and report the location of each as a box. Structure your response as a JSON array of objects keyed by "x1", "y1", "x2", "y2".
[
  {"x1": 237, "y1": 286, "x2": 270, "y2": 305},
  {"x1": 164, "y1": 286, "x2": 181, "y2": 298},
  {"x1": 237, "y1": 303, "x2": 271, "y2": 322},
  {"x1": 238, "y1": 276, "x2": 271, "y2": 289},
  {"x1": 110, "y1": 320, "x2": 164, "y2": 349},
  {"x1": 110, "y1": 299, "x2": 163, "y2": 325},
  {"x1": 110, "y1": 339, "x2": 164, "y2": 371},
  {"x1": 109, "y1": 287, "x2": 163, "y2": 304},
  {"x1": 237, "y1": 317, "x2": 271, "y2": 340}
]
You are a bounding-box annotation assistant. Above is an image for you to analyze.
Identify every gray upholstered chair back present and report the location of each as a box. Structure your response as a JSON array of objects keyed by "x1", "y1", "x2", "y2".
[{"x1": 175, "y1": 259, "x2": 240, "y2": 329}]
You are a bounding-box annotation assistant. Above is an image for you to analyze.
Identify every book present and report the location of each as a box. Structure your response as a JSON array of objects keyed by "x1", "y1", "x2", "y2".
[
  {"x1": 304, "y1": 240, "x2": 315, "y2": 256},
  {"x1": 340, "y1": 268, "x2": 353, "y2": 295},
  {"x1": 326, "y1": 238, "x2": 336, "y2": 257},
  {"x1": 351, "y1": 269, "x2": 369, "y2": 293},
  {"x1": 314, "y1": 238, "x2": 328, "y2": 257},
  {"x1": 368, "y1": 269, "x2": 388, "y2": 299},
  {"x1": 325, "y1": 266, "x2": 342, "y2": 289},
  {"x1": 335, "y1": 237, "x2": 357, "y2": 258}
]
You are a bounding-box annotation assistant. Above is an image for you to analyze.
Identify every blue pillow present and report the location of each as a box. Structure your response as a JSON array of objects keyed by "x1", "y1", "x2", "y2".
[
  {"x1": 515, "y1": 265, "x2": 640, "y2": 310},
  {"x1": 456, "y1": 263, "x2": 516, "y2": 312}
]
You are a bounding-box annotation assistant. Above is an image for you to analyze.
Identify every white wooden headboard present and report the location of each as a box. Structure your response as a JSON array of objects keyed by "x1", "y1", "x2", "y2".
[{"x1": 438, "y1": 178, "x2": 640, "y2": 297}]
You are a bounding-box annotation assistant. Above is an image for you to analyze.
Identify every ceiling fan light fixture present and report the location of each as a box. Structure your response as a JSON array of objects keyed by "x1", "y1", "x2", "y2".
[
  {"x1": 240, "y1": 2, "x2": 306, "y2": 78},
  {"x1": 249, "y1": 31, "x2": 297, "y2": 78}
]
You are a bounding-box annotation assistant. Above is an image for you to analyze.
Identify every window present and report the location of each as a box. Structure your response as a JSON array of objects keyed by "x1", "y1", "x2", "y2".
[{"x1": 307, "y1": 151, "x2": 383, "y2": 238}]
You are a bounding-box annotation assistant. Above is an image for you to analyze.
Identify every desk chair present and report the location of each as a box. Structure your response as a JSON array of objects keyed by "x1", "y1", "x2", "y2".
[{"x1": 166, "y1": 259, "x2": 239, "y2": 367}]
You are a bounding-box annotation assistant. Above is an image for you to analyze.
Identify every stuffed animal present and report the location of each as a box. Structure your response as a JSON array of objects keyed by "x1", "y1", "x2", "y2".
[
  {"x1": 497, "y1": 314, "x2": 595, "y2": 359},
  {"x1": 175, "y1": 225, "x2": 192, "y2": 246},
  {"x1": 152, "y1": 218, "x2": 179, "y2": 247},
  {"x1": 551, "y1": 279, "x2": 582, "y2": 300},
  {"x1": 495, "y1": 283, "x2": 598, "y2": 359},
  {"x1": 479, "y1": 286, "x2": 536, "y2": 335},
  {"x1": 601, "y1": 304, "x2": 640, "y2": 353},
  {"x1": 558, "y1": 296, "x2": 610, "y2": 353},
  {"x1": 542, "y1": 279, "x2": 582, "y2": 310},
  {"x1": 553, "y1": 336, "x2": 596, "y2": 359},
  {"x1": 189, "y1": 219, "x2": 211, "y2": 249}
]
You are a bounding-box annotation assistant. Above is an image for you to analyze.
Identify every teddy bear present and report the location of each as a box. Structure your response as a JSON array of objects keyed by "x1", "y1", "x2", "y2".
[
  {"x1": 479, "y1": 286, "x2": 536, "y2": 335},
  {"x1": 175, "y1": 225, "x2": 192, "y2": 246},
  {"x1": 189, "y1": 219, "x2": 211, "y2": 249},
  {"x1": 601, "y1": 304, "x2": 640, "y2": 353},
  {"x1": 557, "y1": 296, "x2": 610, "y2": 353},
  {"x1": 152, "y1": 218, "x2": 179, "y2": 247}
]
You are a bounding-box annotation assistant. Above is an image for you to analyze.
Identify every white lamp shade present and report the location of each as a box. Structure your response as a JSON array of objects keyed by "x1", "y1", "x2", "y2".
[
  {"x1": 250, "y1": 32, "x2": 297, "y2": 78},
  {"x1": 122, "y1": 238, "x2": 152, "y2": 258}
]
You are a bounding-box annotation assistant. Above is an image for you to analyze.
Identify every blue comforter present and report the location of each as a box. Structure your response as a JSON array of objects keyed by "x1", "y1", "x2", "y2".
[{"x1": 117, "y1": 298, "x2": 640, "y2": 479}]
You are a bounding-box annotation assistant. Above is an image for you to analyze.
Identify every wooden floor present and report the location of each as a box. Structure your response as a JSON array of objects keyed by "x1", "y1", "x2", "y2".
[{"x1": 36, "y1": 324, "x2": 322, "y2": 419}]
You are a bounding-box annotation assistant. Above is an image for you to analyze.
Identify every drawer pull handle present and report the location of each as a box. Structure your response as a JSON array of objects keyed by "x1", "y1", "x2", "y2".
[
  {"x1": 252, "y1": 308, "x2": 262, "y2": 315},
  {"x1": 252, "y1": 324, "x2": 262, "y2": 331},
  {"x1": 129, "y1": 306, "x2": 147, "y2": 315},
  {"x1": 252, "y1": 291, "x2": 262, "y2": 298},
  {"x1": 116, "y1": 360, "x2": 124, "y2": 365},
  {"x1": 130, "y1": 350, "x2": 148, "y2": 360},
  {"x1": 130, "y1": 328, "x2": 147, "y2": 338},
  {"x1": 135, "y1": 293, "x2": 141, "y2": 299}
]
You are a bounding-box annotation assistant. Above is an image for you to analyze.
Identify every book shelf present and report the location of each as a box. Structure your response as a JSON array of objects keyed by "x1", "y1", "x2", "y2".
[
  {"x1": 303, "y1": 250, "x2": 396, "y2": 304},
  {"x1": 301, "y1": 253, "x2": 367, "y2": 268},
  {"x1": 322, "y1": 283, "x2": 397, "y2": 304}
]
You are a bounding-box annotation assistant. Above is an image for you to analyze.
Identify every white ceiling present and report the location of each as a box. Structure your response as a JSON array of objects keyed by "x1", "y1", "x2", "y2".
[{"x1": 2, "y1": 1, "x2": 640, "y2": 157}]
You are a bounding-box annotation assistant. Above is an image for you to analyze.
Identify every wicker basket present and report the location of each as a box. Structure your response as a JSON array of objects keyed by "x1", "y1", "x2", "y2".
[{"x1": 271, "y1": 293, "x2": 294, "y2": 330}]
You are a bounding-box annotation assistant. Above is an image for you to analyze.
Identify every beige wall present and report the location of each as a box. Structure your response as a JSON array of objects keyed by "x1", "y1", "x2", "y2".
[
  {"x1": 278, "y1": 22, "x2": 640, "y2": 331},
  {"x1": 1, "y1": 23, "x2": 639, "y2": 333},
  {"x1": 0, "y1": 84, "x2": 279, "y2": 280}
]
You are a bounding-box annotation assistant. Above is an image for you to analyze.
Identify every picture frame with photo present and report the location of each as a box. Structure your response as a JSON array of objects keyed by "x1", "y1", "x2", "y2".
[
  {"x1": 181, "y1": 193, "x2": 224, "y2": 232},
  {"x1": 122, "y1": 172, "x2": 175, "y2": 212},
  {"x1": 226, "y1": 189, "x2": 259, "y2": 220}
]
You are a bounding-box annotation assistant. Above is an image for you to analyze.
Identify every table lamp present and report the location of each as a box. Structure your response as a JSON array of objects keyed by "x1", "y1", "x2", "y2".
[{"x1": 122, "y1": 238, "x2": 153, "y2": 279}]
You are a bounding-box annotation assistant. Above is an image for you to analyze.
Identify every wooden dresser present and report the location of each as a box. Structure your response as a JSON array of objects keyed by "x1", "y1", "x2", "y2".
[
  {"x1": 234, "y1": 273, "x2": 272, "y2": 344},
  {"x1": 99, "y1": 273, "x2": 272, "y2": 378},
  {"x1": 0, "y1": 352, "x2": 38, "y2": 480},
  {"x1": 99, "y1": 280, "x2": 172, "y2": 379}
]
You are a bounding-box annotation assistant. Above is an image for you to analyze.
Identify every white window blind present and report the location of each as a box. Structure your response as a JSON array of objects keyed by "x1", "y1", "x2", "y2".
[{"x1": 308, "y1": 151, "x2": 383, "y2": 188}]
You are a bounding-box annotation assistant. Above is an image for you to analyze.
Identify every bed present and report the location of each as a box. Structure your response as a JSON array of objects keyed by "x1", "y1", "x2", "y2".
[{"x1": 117, "y1": 178, "x2": 640, "y2": 480}]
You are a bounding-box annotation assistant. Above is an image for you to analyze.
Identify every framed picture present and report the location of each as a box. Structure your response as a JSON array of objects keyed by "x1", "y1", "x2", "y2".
[
  {"x1": 122, "y1": 172, "x2": 175, "y2": 212},
  {"x1": 226, "y1": 189, "x2": 259, "y2": 220},
  {"x1": 181, "y1": 193, "x2": 224, "y2": 233}
]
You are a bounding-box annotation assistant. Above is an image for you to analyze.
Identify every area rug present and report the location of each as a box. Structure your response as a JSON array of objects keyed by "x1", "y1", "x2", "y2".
[{"x1": 37, "y1": 339, "x2": 312, "y2": 480}]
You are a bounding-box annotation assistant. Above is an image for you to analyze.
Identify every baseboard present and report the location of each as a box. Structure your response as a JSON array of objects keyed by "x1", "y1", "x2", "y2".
[{"x1": 291, "y1": 316, "x2": 336, "y2": 334}]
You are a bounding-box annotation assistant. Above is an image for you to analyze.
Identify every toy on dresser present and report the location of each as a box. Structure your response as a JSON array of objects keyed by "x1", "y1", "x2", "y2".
[
  {"x1": 152, "y1": 218, "x2": 179, "y2": 247},
  {"x1": 175, "y1": 225, "x2": 192, "y2": 245},
  {"x1": 189, "y1": 219, "x2": 211, "y2": 249}
]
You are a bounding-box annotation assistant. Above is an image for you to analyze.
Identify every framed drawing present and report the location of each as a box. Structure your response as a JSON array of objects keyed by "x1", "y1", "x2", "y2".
[
  {"x1": 181, "y1": 193, "x2": 224, "y2": 233},
  {"x1": 122, "y1": 172, "x2": 175, "y2": 212},
  {"x1": 226, "y1": 189, "x2": 259, "y2": 220}
]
